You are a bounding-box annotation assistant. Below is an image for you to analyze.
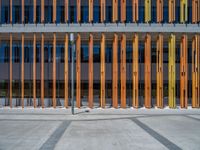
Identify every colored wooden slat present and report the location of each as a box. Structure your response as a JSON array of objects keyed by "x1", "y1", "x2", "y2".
[
  {"x1": 180, "y1": 0, "x2": 188, "y2": 23},
  {"x1": 121, "y1": 0, "x2": 126, "y2": 23},
  {"x1": 64, "y1": 34, "x2": 68, "y2": 108},
  {"x1": 76, "y1": 34, "x2": 81, "y2": 108},
  {"x1": 180, "y1": 34, "x2": 188, "y2": 108},
  {"x1": 21, "y1": 34, "x2": 24, "y2": 108},
  {"x1": 10, "y1": 0, "x2": 12, "y2": 23},
  {"x1": 9, "y1": 34, "x2": 12, "y2": 107},
  {"x1": 132, "y1": 34, "x2": 139, "y2": 108},
  {"x1": 89, "y1": 0, "x2": 93, "y2": 23},
  {"x1": 41, "y1": 33, "x2": 44, "y2": 108},
  {"x1": 169, "y1": 0, "x2": 175, "y2": 23},
  {"x1": 33, "y1": 33, "x2": 36, "y2": 108},
  {"x1": 112, "y1": 34, "x2": 118, "y2": 108},
  {"x1": 100, "y1": 34, "x2": 105, "y2": 108},
  {"x1": 168, "y1": 34, "x2": 176, "y2": 108},
  {"x1": 145, "y1": 0, "x2": 151, "y2": 23},
  {"x1": 192, "y1": 0, "x2": 199, "y2": 23},
  {"x1": 192, "y1": 35, "x2": 200, "y2": 108},
  {"x1": 132, "y1": 0, "x2": 138, "y2": 23},
  {"x1": 53, "y1": 0, "x2": 57, "y2": 23},
  {"x1": 121, "y1": 34, "x2": 126, "y2": 108},
  {"x1": 65, "y1": 0, "x2": 69, "y2": 22},
  {"x1": 112, "y1": 0, "x2": 118, "y2": 22},
  {"x1": 156, "y1": 0, "x2": 163, "y2": 23},
  {"x1": 41, "y1": 0, "x2": 44, "y2": 23},
  {"x1": 156, "y1": 34, "x2": 163, "y2": 108},
  {"x1": 88, "y1": 34, "x2": 93, "y2": 108},
  {"x1": 77, "y1": 0, "x2": 81, "y2": 23},
  {"x1": 22, "y1": 0, "x2": 24, "y2": 23},
  {"x1": 34, "y1": 0, "x2": 36, "y2": 23},
  {"x1": 144, "y1": 34, "x2": 151, "y2": 108},
  {"x1": 100, "y1": 0, "x2": 106, "y2": 23},
  {"x1": 53, "y1": 33, "x2": 56, "y2": 108}
]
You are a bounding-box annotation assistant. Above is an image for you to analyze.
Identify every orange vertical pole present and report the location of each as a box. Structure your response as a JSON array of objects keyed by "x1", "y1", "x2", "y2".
[
  {"x1": 76, "y1": 34, "x2": 81, "y2": 108},
  {"x1": 9, "y1": 34, "x2": 12, "y2": 108},
  {"x1": 41, "y1": 0, "x2": 44, "y2": 23},
  {"x1": 180, "y1": 34, "x2": 188, "y2": 108},
  {"x1": 10, "y1": 0, "x2": 12, "y2": 23},
  {"x1": 121, "y1": 34, "x2": 126, "y2": 108},
  {"x1": 132, "y1": 0, "x2": 138, "y2": 23},
  {"x1": 88, "y1": 34, "x2": 93, "y2": 108},
  {"x1": 157, "y1": 0, "x2": 163, "y2": 23},
  {"x1": 100, "y1": 0, "x2": 106, "y2": 23},
  {"x1": 21, "y1": 34, "x2": 24, "y2": 108},
  {"x1": 112, "y1": 0, "x2": 118, "y2": 22},
  {"x1": 121, "y1": 0, "x2": 126, "y2": 23},
  {"x1": 89, "y1": 0, "x2": 93, "y2": 23},
  {"x1": 77, "y1": 0, "x2": 81, "y2": 23},
  {"x1": 41, "y1": 33, "x2": 44, "y2": 108},
  {"x1": 156, "y1": 34, "x2": 163, "y2": 108},
  {"x1": 34, "y1": 0, "x2": 36, "y2": 23},
  {"x1": 112, "y1": 34, "x2": 118, "y2": 108},
  {"x1": 53, "y1": 33, "x2": 56, "y2": 108},
  {"x1": 192, "y1": 35, "x2": 200, "y2": 108},
  {"x1": 192, "y1": 0, "x2": 199, "y2": 23},
  {"x1": 169, "y1": 0, "x2": 175, "y2": 23},
  {"x1": 64, "y1": 34, "x2": 68, "y2": 108},
  {"x1": 53, "y1": 0, "x2": 57, "y2": 23},
  {"x1": 100, "y1": 34, "x2": 105, "y2": 108},
  {"x1": 133, "y1": 34, "x2": 139, "y2": 108},
  {"x1": 145, "y1": 34, "x2": 151, "y2": 108},
  {"x1": 65, "y1": 0, "x2": 69, "y2": 22},
  {"x1": 22, "y1": 0, "x2": 24, "y2": 23},
  {"x1": 33, "y1": 33, "x2": 36, "y2": 108}
]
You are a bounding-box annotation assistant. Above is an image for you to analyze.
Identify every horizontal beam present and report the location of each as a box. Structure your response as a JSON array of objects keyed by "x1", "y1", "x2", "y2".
[{"x1": 0, "y1": 23, "x2": 199, "y2": 33}]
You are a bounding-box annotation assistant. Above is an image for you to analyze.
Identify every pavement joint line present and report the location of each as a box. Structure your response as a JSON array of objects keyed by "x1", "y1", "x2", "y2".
[
  {"x1": 183, "y1": 115, "x2": 200, "y2": 122},
  {"x1": 39, "y1": 120, "x2": 71, "y2": 150},
  {"x1": 131, "y1": 118, "x2": 182, "y2": 150}
]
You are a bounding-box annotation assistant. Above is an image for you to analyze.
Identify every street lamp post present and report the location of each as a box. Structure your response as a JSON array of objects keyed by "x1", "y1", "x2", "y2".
[{"x1": 70, "y1": 33, "x2": 75, "y2": 115}]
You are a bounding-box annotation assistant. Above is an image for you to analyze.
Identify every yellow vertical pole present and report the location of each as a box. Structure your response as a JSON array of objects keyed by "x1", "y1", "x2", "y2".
[
  {"x1": 156, "y1": 34, "x2": 163, "y2": 108},
  {"x1": 168, "y1": 34, "x2": 176, "y2": 108},
  {"x1": 64, "y1": 34, "x2": 68, "y2": 108},
  {"x1": 145, "y1": 0, "x2": 151, "y2": 23},
  {"x1": 132, "y1": 34, "x2": 139, "y2": 108},
  {"x1": 180, "y1": 0, "x2": 188, "y2": 23},
  {"x1": 100, "y1": 34, "x2": 105, "y2": 108},
  {"x1": 21, "y1": 34, "x2": 24, "y2": 108},
  {"x1": 112, "y1": 34, "x2": 118, "y2": 108}
]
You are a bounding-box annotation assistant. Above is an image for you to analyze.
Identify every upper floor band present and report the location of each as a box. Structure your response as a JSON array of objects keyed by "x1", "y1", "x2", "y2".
[{"x1": 0, "y1": 0, "x2": 199, "y2": 24}]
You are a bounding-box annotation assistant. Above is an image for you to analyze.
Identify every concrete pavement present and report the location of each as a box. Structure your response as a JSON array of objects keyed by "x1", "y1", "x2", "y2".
[{"x1": 0, "y1": 108, "x2": 200, "y2": 150}]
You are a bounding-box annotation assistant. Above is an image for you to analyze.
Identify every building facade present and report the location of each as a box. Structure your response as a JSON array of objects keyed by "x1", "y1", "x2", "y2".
[{"x1": 0, "y1": 0, "x2": 199, "y2": 108}]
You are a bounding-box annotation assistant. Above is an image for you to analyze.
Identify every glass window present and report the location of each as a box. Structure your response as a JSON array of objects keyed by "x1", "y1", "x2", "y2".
[
  {"x1": 36, "y1": 43, "x2": 40, "y2": 62},
  {"x1": 139, "y1": 6, "x2": 144, "y2": 23},
  {"x1": 81, "y1": 6, "x2": 88, "y2": 23},
  {"x1": 163, "y1": 6, "x2": 168, "y2": 23},
  {"x1": 1, "y1": 1, "x2": 10, "y2": 24},
  {"x1": 94, "y1": 6, "x2": 100, "y2": 23},
  {"x1": 56, "y1": 43, "x2": 64, "y2": 63},
  {"x1": 12, "y1": 42, "x2": 21, "y2": 63},
  {"x1": 13, "y1": 0, "x2": 21, "y2": 24},
  {"x1": 106, "y1": 6, "x2": 112, "y2": 23},
  {"x1": 126, "y1": 42, "x2": 132, "y2": 63},
  {"x1": 93, "y1": 44, "x2": 100, "y2": 62},
  {"x1": 106, "y1": 43, "x2": 112, "y2": 63},
  {"x1": 152, "y1": 6, "x2": 156, "y2": 23},
  {"x1": 70, "y1": 6, "x2": 77, "y2": 23},
  {"x1": 81, "y1": 44, "x2": 88, "y2": 63},
  {"x1": 126, "y1": 5, "x2": 132, "y2": 23}
]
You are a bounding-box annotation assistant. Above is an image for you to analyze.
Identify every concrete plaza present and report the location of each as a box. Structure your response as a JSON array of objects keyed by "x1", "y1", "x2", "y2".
[{"x1": 0, "y1": 107, "x2": 200, "y2": 150}]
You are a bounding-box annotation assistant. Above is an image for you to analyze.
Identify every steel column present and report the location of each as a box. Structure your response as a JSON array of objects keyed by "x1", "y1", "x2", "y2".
[
  {"x1": 121, "y1": 0, "x2": 126, "y2": 23},
  {"x1": 41, "y1": 33, "x2": 44, "y2": 108},
  {"x1": 89, "y1": 0, "x2": 93, "y2": 23},
  {"x1": 41, "y1": 0, "x2": 44, "y2": 23},
  {"x1": 144, "y1": 34, "x2": 151, "y2": 108},
  {"x1": 77, "y1": 0, "x2": 81, "y2": 23},
  {"x1": 192, "y1": 35, "x2": 200, "y2": 108},
  {"x1": 53, "y1": 33, "x2": 56, "y2": 108},
  {"x1": 156, "y1": 34, "x2": 163, "y2": 108},
  {"x1": 65, "y1": 0, "x2": 69, "y2": 22},
  {"x1": 132, "y1": 0, "x2": 138, "y2": 23},
  {"x1": 169, "y1": 0, "x2": 175, "y2": 23},
  {"x1": 168, "y1": 34, "x2": 176, "y2": 108},
  {"x1": 145, "y1": 0, "x2": 151, "y2": 23},
  {"x1": 88, "y1": 34, "x2": 93, "y2": 108},
  {"x1": 121, "y1": 34, "x2": 126, "y2": 108},
  {"x1": 53, "y1": 0, "x2": 57, "y2": 23},
  {"x1": 100, "y1": 0, "x2": 106, "y2": 23},
  {"x1": 76, "y1": 34, "x2": 81, "y2": 108},
  {"x1": 21, "y1": 34, "x2": 24, "y2": 108},
  {"x1": 112, "y1": 34, "x2": 118, "y2": 108},
  {"x1": 132, "y1": 34, "x2": 139, "y2": 108},
  {"x1": 100, "y1": 34, "x2": 105, "y2": 108},
  {"x1": 9, "y1": 34, "x2": 12, "y2": 107},
  {"x1": 112, "y1": 0, "x2": 118, "y2": 22},
  {"x1": 33, "y1": 33, "x2": 36, "y2": 108},
  {"x1": 157, "y1": 0, "x2": 163, "y2": 23}
]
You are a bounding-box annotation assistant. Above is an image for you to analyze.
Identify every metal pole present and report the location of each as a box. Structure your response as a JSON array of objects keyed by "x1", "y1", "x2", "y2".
[{"x1": 70, "y1": 33, "x2": 75, "y2": 115}]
